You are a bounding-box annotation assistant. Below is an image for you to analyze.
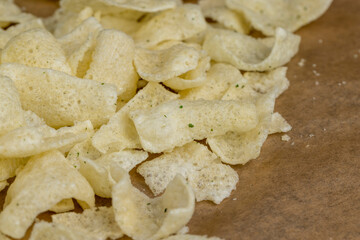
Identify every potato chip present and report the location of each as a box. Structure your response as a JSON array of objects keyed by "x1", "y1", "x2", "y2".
[
  {"x1": 67, "y1": 139, "x2": 102, "y2": 168},
  {"x1": 134, "y1": 4, "x2": 207, "y2": 47},
  {"x1": 60, "y1": 0, "x2": 178, "y2": 14},
  {"x1": 207, "y1": 87, "x2": 276, "y2": 165},
  {"x1": 199, "y1": 0, "x2": 250, "y2": 34},
  {"x1": 79, "y1": 150, "x2": 148, "y2": 197},
  {"x1": 164, "y1": 234, "x2": 223, "y2": 240},
  {"x1": 180, "y1": 63, "x2": 244, "y2": 100},
  {"x1": 0, "y1": 18, "x2": 44, "y2": 52},
  {"x1": 49, "y1": 199, "x2": 75, "y2": 213},
  {"x1": 0, "y1": 0, "x2": 35, "y2": 28},
  {"x1": 0, "y1": 180, "x2": 8, "y2": 192},
  {"x1": 134, "y1": 43, "x2": 200, "y2": 82},
  {"x1": 0, "y1": 63, "x2": 117, "y2": 128},
  {"x1": 163, "y1": 55, "x2": 211, "y2": 90},
  {"x1": 85, "y1": 29, "x2": 138, "y2": 101},
  {"x1": 0, "y1": 75, "x2": 25, "y2": 136},
  {"x1": 244, "y1": 67, "x2": 289, "y2": 98},
  {"x1": 0, "y1": 120, "x2": 92, "y2": 158},
  {"x1": 100, "y1": 14, "x2": 143, "y2": 36},
  {"x1": 92, "y1": 83, "x2": 178, "y2": 153},
  {"x1": 0, "y1": 150, "x2": 95, "y2": 239},
  {"x1": 112, "y1": 168, "x2": 195, "y2": 240},
  {"x1": 130, "y1": 99, "x2": 258, "y2": 153},
  {"x1": 29, "y1": 221, "x2": 97, "y2": 240},
  {"x1": 52, "y1": 207, "x2": 123, "y2": 240},
  {"x1": 269, "y1": 112, "x2": 292, "y2": 134},
  {"x1": 1, "y1": 28, "x2": 72, "y2": 74},
  {"x1": 0, "y1": 157, "x2": 28, "y2": 181},
  {"x1": 138, "y1": 142, "x2": 238, "y2": 204},
  {"x1": 226, "y1": 0, "x2": 333, "y2": 36},
  {"x1": 203, "y1": 27, "x2": 300, "y2": 71}
]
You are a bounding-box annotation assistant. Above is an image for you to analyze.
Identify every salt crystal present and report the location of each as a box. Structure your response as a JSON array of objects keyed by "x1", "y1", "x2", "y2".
[{"x1": 298, "y1": 58, "x2": 306, "y2": 67}]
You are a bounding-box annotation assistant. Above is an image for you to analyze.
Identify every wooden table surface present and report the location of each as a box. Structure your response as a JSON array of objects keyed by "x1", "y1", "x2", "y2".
[{"x1": 3, "y1": 0, "x2": 360, "y2": 239}]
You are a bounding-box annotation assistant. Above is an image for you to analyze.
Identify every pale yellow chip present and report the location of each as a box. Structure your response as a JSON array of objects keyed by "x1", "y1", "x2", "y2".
[
  {"x1": 180, "y1": 63, "x2": 244, "y2": 100},
  {"x1": 134, "y1": 4, "x2": 207, "y2": 47},
  {"x1": 0, "y1": 0, "x2": 35, "y2": 28},
  {"x1": 0, "y1": 150, "x2": 95, "y2": 239},
  {"x1": 138, "y1": 142, "x2": 238, "y2": 204},
  {"x1": 203, "y1": 27, "x2": 300, "y2": 71},
  {"x1": 1, "y1": 28, "x2": 72, "y2": 74},
  {"x1": 79, "y1": 150, "x2": 148, "y2": 198},
  {"x1": 130, "y1": 99, "x2": 258, "y2": 153},
  {"x1": 112, "y1": 168, "x2": 195, "y2": 240},
  {"x1": 0, "y1": 75, "x2": 25, "y2": 135},
  {"x1": 0, "y1": 120, "x2": 93, "y2": 158},
  {"x1": 100, "y1": 13, "x2": 144, "y2": 36},
  {"x1": 67, "y1": 139, "x2": 102, "y2": 169},
  {"x1": 0, "y1": 157, "x2": 28, "y2": 182},
  {"x1": 163, "y1": 55, "x2": 211, "y2": 90},
  {"x1": 134, "y1": 43, "x2": 200, "y2": 82},
  {"x1": 226, "y1": 0, "x2": 333, "y2": 36},
  {"x1": 29, "y1": 221, "x2": 97, "y2": 240},
  {"x1": 85, "y1": 29, "x2": 138, "y2": 101},
  {"x1": 269, "y1": 112, "x2": 292, "y2": 134},
  {"x1": 199, "y1": 0, "x2": 250, "y2": 34},
  {"x1": 0, "y1": 63, "x2": 117, "y2": 128},
  {"x1": 0, "y1": 180, "x2": 8, "y2": 192},
  {"x1": 0, "y1": 18, "x2": 44, "y2": 51},
  {"x1": 60, "y1": 0, "x2": 178, "y2": 14},
  {"x1": 92, "y1": 83, "x2": 178, "y2": 153},
  {"x1": 164, "y1": 234, "x2": 223, "y2": 240},
  {"x1": 52, "y1": 207, "x2": 123, "y2": 240}
]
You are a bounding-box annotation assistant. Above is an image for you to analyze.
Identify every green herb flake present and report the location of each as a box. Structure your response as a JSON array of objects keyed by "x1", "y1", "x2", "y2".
[
  {"x1": 179, "y1": 105, "x2": 183, "y2": 109},
  {"x1": 77, "y1": 152, "x2": 79, "y2": 157},
  {"x1": 147, "y1": 203, "x2": 151, "y2": 205},
  {"x1": 164, "y1": 115, "x2": 167, "y2": 118},
  {"x1": 241, "y1": 85, "x2": 245, "y2": 88},
  {"x1": 101, "y1": 83, "x2": 105, "y2": 85},
  {"x1": 188, "y1": 123, "x2": 194, "y2": 128},
  {"x1": 211, "y1": 128, "x2": 213, "y2": 132},
  {"x1": 235, "y1": 84, "x2": 239, "y2": 88}
]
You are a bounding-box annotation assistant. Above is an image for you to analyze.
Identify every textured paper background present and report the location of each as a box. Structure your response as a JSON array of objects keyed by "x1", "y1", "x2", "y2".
[{"x1": 1, "y1": 0, "x2": 359, "y2": 239}]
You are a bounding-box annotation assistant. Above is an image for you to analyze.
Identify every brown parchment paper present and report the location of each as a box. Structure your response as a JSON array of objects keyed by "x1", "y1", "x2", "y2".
[{"x1": 1, "y1": 0, "x2": 359, "y2": 239}]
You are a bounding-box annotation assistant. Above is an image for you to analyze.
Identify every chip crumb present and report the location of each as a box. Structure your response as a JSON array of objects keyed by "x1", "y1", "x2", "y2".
[
  {"x1": 312, "y1": 64, "x2": 317, "y2": 68},
  {"x1": 315, "y1": 81, "x2": 319, "y2": 86},
  {"x1": 318, "y1": 39, "x2": 323, "y2": 44},
  {"x1": 313, "y1": 97, "x2": 316, "y2": 100},
  {"x1": 306, "y1": 144, "x2": 310, "y2": 148},
  {"x1": 298, "y1": 58, "x2": 306, "y2": 67},
  {"x1": 309, "y1": 134, "x2": 315, "y2": 138},
  {"x1": 313, "y1": 70, "x2": 320, "y2": 77},
  {"x1": 291, "y1": 142, "x2": 295, "y2": 146},
  {"x1": 354, "y1": 54, "x2": 358, "y2": 59},
  {"x1": 342, "y1": 81, "x2": 347, "y2": 85},
  {"x1": 323, "y1": 128, "x2": 327, "y2": 131},
  {"x1": 281, "y1": 134, "x2": 291, "y2": 142},
  {"x1": 233, "y1": 198, "x2": 237, "y2": 201}
]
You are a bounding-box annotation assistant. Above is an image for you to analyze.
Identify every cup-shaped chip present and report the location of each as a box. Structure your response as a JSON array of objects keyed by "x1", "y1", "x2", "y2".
[
  {"x1": 0, "y1": 75, "x2": 25, "y2": 136},
  {"x1": 180, "y1": 63, "x2": 244, "y2": 100},
  {"x1": 134, "y1": 43, "x2": 200, "y2": 82},
  {"x1": 226, "y1": 0, "x2": 333, "y2": 36},
  {"x1": 134, "y1": 4, "x2": 206, "y2": 47},
  {"x1": 203, "y1": 27, "x2": 300, "y2": 71},
  {"x1": 79, "y1": 150, "x2": 148, "y2": 198},
  {"x1": 129, "y1": 99, "x2": 258, "y2": 153},
  {"x1": 85, "y1": 29, "x2": 138, "y2": 101},
  {"x1": 0, "y1": 150, "x2": 95, "y2": 239},
  {"x1": 92, "y1": 83, "x2": 178, "y2": 153},
  {"x1": 1, "y1": 28, "x2": 72, "y2": 74},
  {"x1": 269, "y1": 112, "x2": 292, "y2": 135},
  {"x1": 112, "y1": 168, "x2": 195, "y2": 240},
  {"x1": 0, "y1": 63, "x2": 117, "y2": 128},
  {"x1": 51, "y1": 207, "x2": 123, "y2": 240},
  {"x1": 138, "y1": 142, "x2": 238, "y2": 204}
]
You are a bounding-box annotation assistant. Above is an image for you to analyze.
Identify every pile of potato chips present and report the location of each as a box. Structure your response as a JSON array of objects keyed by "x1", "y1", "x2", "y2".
[{"x1": 0, "y1": 0, "x2": 332, "y2": 239}]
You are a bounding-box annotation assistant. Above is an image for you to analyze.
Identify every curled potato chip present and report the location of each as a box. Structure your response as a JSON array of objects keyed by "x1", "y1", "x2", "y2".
[
  {"x1": 0, "y1": 75, "x2": 25, "y2": 135},
  {"x1": 1, "y1": 28, "x2": 72, "y2": 74},
  {"x1": 134, "y1": 43, "x2": 200, "y2": 82},
  {"x1": 0, "y1": 120, "x2": 92, "y2": 158},
  {"x1": 138, "y1": 142, "x2": 238, "y2": 204},
  {"x1": 67, "y1": 139, "x2": 102, "y2": 168},
  {"x1": 164, "y1": 235, "x2": 223, "y2": 240},
  {"x1": 130, "y1": 99, "x2": 258, "y2": 153},
  {"x1": 52, "y1": 207, "x2": 123, "y2": 240},
  {"x1": 180, "y1": 63, "x2": 243, "y2": 100},
  {"x1": 85, "y1": 29, "x2": 138, "y2": 101},
  {"x1": 0, "y1": 150, "x2": 95, "y2": 239},
  {"x1": 134, "y1": 4, "x2": 206, "y2": 47},
  {"x1": 61, "y1": 0, "x2": 178, "y2": 14},
  {"x1": 92, "y1": 83, "x2": 178, "y2": 153},
  {"x1": 0, "y1": 63, "x2": 117, "y2": 128},
  {"x1": 0, "y1": 19, "x2": 44, "y2": 49},
  {"x1": 0, "y1": 0, "x2": 35, "y2": 28},
  {"x1": 203, "y1": 27, "x2": 300, "y2": 71},
  {"x1": 163, "y1": 55, "x2": 211, "y2": 90},
  {"x1": 50, "y1": 199, "x2": 75, "y2": 213},
  {"x1": 269, "y1": 112, "x2": 292, "y2": 134},
  {"x1": 29, "y1": 221, "x2": 96, "y2": 240},
  {"x1": 199, "y1": 0, "x2": 250, "y2": 34},
  {"x1": 79, "y1": 150, "x2": 148, "y2": 198},
  {"x1": 112, "y1": 169, "x2": 195, "y2": 240},
  {"x1": 226, "y1": 0, "x2": 333, "y2": 36}
]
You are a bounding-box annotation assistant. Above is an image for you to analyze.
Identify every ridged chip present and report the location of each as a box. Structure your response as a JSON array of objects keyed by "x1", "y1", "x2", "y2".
[
  {"x1": 0, "y1": 63, "x2": 117, "y2": 128},
  {"x1": 203, "y1": 27, "x2": 300, "y2": 71},
  {"x1": 0, "y1": 150, "x2": 95, "y2": 239},
  {"x1": 138, "y1": 142, "x2": 238, "y2": 204},
  {"x1": 130, "y1": 99, "x2": 258, "y2": 153},
  {"x1": 112, "y1": 169, "x2": 195, "y2": 240}
]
